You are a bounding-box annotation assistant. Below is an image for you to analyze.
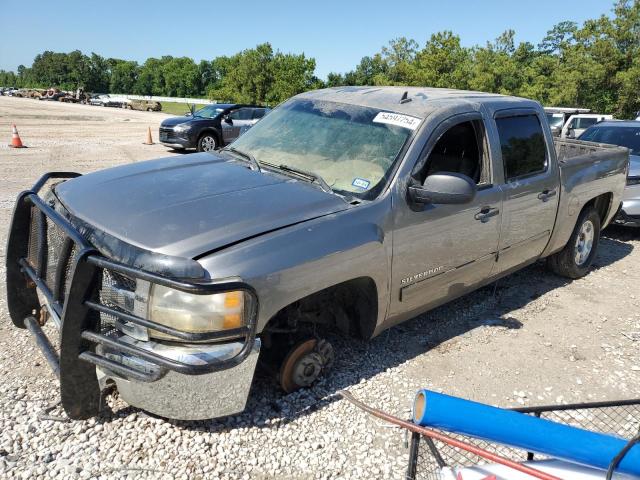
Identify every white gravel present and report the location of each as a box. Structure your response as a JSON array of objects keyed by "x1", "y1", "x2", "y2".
[{"x1": 1, "y1": 96, "x2": 640, "y2": 479}]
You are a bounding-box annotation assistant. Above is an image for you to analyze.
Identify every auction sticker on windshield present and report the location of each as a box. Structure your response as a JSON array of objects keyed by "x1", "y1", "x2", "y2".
[
  {"x1": 373, "y1": 112, "x2": 421, "y2": 130},
  {"x1": 352, "y1": 178, "x2": 371, "y2": 190}
]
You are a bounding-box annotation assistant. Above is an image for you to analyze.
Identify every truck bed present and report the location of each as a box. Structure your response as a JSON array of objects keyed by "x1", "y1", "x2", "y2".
[
  {"x1": 542, "y1": 138, "x2": 629, "y2": 257},
  {"x1": 554, "y1": 137, "x2": 629, "y2": 162}
]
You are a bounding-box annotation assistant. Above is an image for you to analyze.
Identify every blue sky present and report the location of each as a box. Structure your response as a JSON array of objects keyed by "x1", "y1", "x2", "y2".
[{"x1": 0, "y1": 0, "x2": 615, "y2": 79}]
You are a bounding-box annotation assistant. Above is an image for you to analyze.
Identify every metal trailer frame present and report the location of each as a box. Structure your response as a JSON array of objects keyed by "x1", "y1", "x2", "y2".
[
  {"x1": 406, "y1": 398, "x2": 640, "y2": 480},
  {"x1": 6, "y1": 172, "x2": 259, "y2": 419}
]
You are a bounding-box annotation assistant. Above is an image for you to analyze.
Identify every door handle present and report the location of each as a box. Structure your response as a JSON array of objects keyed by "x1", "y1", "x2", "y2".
[
  {"x1": 474, "y1": 206, "x2": 499, "y2": 222},
  {"x1": 538, "y1": 189, "x2": 557, "y2": 202}
]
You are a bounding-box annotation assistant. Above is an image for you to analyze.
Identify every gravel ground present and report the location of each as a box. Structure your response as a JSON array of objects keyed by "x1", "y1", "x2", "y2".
[{"x1": 1, "y1": 96, "x2": 639, "y2": 479}]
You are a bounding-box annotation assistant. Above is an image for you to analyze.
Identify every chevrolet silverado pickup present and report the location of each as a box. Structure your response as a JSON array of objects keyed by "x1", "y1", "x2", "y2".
[{"x1": 6, "y1": 87, "x2": 629, "y2": 421}]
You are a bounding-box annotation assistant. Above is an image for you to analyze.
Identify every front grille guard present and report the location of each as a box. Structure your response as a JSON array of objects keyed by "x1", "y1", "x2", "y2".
[{"x1": 6, "y1": 172, "x2": 259, "y2": 419}]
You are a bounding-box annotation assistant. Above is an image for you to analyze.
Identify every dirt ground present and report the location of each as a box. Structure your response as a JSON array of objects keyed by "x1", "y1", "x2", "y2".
[{"x1": 0, "y1": 96, "x2": 639, "y2": 479}]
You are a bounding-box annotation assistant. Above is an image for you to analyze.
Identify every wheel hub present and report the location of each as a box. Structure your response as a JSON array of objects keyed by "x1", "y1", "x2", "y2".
[
  {"x1": 574, "y1": 219, "x2": 595, "y2": 266},
  {"x1": 279, "y1": 338, "x2": 334, "y2": 393},
  {"x1": 201, "y1": 136, "x2": 216, "y2": 151}
]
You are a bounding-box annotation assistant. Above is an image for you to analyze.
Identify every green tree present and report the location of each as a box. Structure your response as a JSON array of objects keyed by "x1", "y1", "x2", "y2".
[
  {"x1": 410, "y1": 31, "x2": 471, "y2": 89},
  {"x1": 267, "y1": 53, "x2": 317, "y2": 104},
  {"x1": 162, "y1": 57, "x2": 201, "y2": 97},
  {"x1": 109, "y1": 60, "x2": 139, "y2": 94}
]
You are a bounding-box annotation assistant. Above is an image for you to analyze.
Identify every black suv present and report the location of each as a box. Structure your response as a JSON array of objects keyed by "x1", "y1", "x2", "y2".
[{"x1": 159, "y1": 104, "x2": 269, "y2": 152}]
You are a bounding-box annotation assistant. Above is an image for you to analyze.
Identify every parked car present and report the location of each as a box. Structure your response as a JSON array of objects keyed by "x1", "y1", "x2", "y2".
[
  {"x1": 128, "y1": 99, "x2": 162, "y2": 112},
  {"x1": 561, "y1": 113, "x2": 613, "y2": 138},
  {"x1": 89, "y1": 94, "x2": 129, "y2": 108},
  {"x1": 159, "y1": 104, "x2": 270, "y2": 152},
  {"x1": 6, "y1": 87, "x2": 629, "y2": 421},
  {"x1": 544, "y1": 107, "x2": 591, "y2": 137},
  {"x1": 579, "y1": 120, "x2": 640, "y2": 226}
]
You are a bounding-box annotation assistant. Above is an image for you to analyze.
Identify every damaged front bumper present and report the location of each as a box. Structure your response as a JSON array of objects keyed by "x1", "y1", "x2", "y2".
[{"x1": 6, "y1": 173, "x2": 260, "y2": 420}]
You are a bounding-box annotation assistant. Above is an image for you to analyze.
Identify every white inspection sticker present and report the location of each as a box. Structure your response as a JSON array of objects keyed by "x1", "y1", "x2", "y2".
[{"x1": 373, "y1": 111, "x2": 421, "y2": 130}]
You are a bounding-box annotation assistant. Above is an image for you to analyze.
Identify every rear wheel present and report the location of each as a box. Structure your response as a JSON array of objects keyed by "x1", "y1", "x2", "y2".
[
  {"x1": 547, "y1": 207, "x2": 600, "y2": 279},
  {"x1": 197, "y1": 133, "x2": 217, "y2": 152}
]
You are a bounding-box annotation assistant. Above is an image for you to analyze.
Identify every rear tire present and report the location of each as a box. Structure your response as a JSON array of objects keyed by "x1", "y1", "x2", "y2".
[{"x1": 547, "y1": 207, "x2": 600, "y2": 279}]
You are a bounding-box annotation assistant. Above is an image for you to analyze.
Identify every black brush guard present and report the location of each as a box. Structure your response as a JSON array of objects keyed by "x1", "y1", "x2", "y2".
[{"x1": 6, "y1": 172, "x2": 259, "y2": 419}]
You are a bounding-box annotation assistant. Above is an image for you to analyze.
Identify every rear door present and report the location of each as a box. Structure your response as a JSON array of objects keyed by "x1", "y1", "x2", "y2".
[
  {"x1": 222, "y1": 107, "x2": 255, "y2": 143},
  {"x1": 493, "y1": 110, "x2": 559, "y2": 275}
]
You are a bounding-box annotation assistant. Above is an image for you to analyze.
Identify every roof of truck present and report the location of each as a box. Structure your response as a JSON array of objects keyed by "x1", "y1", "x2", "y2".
[{"x1": 296, "y1": 86, "x2": 536, "y2": 118}]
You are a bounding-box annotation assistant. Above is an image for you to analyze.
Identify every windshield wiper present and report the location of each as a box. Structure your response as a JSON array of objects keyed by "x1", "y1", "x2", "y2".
[
  {"x1": 274, "y1": 164, "x2": 333, "y2": 194},
  {"x1": 223, "y1": 147, "x2": 261, "y2": 171}
]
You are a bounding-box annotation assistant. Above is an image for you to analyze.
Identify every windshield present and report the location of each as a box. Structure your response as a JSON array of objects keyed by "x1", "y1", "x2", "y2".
[
  {"x1": 546, "y1": 113, "x2": 565, "y2": 128},
  {"x1": 193, "y1": 105, "x2": 225, "y2": 119},
  {"x1": 579, "y1": 125, "x2": 640, "y2": 155},
  {"x1": 230, "y1": 98, "x2": 417, "y2": 197}
]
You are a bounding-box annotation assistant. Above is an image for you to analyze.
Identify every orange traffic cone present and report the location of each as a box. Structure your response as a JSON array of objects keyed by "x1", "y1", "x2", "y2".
[
  {"x1": 143, "y1": 127, "x2": 154, "y2": 145},
  {"x1": 8, "y1": 124, "x2": 26, "y2": 148}
]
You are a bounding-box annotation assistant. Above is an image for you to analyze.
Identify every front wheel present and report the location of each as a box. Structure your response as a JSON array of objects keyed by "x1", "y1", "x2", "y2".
[
  {"x1": 197, "y1": 133, "x2": 217, "y2": 152},
  {"x1": 547, "y1": 207, "x2": 600, "y2": 279}
]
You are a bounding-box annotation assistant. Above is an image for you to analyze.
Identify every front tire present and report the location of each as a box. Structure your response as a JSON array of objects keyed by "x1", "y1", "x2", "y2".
[
  {"x1": 197, "y1": 133, "x2": 217, "y2": 152},
  {"x1": 547, "y1": 207, "x2": 600, "y2": 279}
]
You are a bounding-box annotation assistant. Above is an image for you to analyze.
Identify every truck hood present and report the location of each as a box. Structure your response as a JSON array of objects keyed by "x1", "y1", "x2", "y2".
[{"x1": 54, "y1": 153, "x2": 350, "y2": 259}]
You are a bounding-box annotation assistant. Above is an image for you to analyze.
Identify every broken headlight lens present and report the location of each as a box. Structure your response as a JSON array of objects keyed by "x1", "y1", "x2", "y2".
[{"x1": 147, "y1": 285, "x2": 247, "y2": 341}]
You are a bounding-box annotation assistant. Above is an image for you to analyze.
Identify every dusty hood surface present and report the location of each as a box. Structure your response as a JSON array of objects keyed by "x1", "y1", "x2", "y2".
[{"x1": 55, "y1": 153, "x2": 349, "y2": 258}]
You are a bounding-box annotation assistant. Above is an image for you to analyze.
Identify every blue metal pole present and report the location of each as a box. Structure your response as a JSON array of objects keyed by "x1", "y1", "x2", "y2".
[{"x1": 413, "y1": 390, "x2": 640, "y2": 477}]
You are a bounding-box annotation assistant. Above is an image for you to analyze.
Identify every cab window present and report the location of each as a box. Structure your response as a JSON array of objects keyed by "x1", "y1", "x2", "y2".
[
  {"x1": 419, "y1": 120, "x2": 489, "y2": 185},
  {"x1": 570, "y1": 117, "x2": 598, "y2": 130},
  {"x1": 252, "y1": 108, "x2": 267, "y2": 120},
  {"x1": 229, "y1": 108, "x2": 253, "y2": 121},
  {"x1": 495, "y1": 114, "x2": 546, "y2": 181}
]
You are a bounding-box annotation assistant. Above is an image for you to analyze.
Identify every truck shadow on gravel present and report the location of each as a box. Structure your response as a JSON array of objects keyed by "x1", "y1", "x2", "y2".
[{"x1": 108, "y1": 235, "x2": 634, "y2": 432}]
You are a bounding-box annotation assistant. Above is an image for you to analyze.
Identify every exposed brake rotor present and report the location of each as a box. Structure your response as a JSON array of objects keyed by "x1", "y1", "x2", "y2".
[{"x1": 279, "y1": 338, "x2": 334, "y2": 393}]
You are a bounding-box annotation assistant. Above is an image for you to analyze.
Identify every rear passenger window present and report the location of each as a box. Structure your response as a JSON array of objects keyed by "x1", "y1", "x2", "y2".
[
  {"x1": 229, "y1": 108, "x2": 253, "y2": 121},
  {"x1": 495, "y1": 114, "x2": 547, "y2": 181},
  {"x1": 252, "y1": 108, "x2": 266, "y2": 119}
]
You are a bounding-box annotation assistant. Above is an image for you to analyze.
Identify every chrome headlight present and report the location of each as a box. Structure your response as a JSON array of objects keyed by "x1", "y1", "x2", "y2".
[
  {"x1": 100, "y1": 272, "x2": 251, "y2": 343},
  {"x1": 148, "y1": 285, "x2": 247, "y2": 340}
]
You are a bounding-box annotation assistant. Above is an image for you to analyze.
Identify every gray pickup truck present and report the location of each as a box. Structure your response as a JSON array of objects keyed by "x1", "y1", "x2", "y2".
[{"x1": 6, "y1": 87, "x2": 629, "y2": 421}]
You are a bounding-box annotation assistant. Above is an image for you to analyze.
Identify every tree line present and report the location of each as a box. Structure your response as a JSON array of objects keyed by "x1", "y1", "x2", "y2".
[{"x1": 1, "y1": 1, "x2": 638, "y2": 116}]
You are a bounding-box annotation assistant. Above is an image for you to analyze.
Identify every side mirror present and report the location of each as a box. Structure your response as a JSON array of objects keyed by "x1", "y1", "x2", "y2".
[
  {"x1": 184, "y1": 112, "x2": 192, "y2": 117},
  {"x1": 224, "y1": 115, "x2": 233, "y2": 124},
  {"x1": 408, "y1": 173, "x2": 477, "y2": 205},
  {"x1": 566, "y1": 128, "x2": 575, "y2": 138}
]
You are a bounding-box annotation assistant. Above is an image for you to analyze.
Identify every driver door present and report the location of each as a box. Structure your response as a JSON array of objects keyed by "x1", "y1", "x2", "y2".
[{"x1": 390, "y1": 114, "x2": 502, "y2": 317}]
